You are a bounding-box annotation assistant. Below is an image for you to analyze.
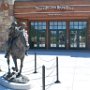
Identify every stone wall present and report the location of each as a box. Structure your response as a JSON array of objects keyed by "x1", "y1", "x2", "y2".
[{"x1": 0, "y1": 1, "x2": 13, "y2": 51}]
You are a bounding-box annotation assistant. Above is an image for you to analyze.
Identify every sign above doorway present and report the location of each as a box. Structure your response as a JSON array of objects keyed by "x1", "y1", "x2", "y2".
[{"x1": 34, "y1": 5, "x2": 73, "y2": 11}]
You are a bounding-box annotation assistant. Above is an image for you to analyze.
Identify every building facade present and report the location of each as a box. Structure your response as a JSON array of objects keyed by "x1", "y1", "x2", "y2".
[{"x1": 14, "y1": 0, "x2": 90, "y2": 49}]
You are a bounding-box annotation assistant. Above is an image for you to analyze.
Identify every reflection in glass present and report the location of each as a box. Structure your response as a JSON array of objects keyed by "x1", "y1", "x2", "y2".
[
  {"x1": 59, "y1": 31, "x2": 65, "y2": 47},
  {"x1": 50, "y1": 31, "x2": 57, "y2": 47},
  {"x1": 39, "y1": 30, "x2": 46, "y2": 47},
  {"x1": 79, "y1": 31, "x2": 86, "y2": 47},
  {"x1": 70, "y1": 31, "x2": 77, "y2": 47}
]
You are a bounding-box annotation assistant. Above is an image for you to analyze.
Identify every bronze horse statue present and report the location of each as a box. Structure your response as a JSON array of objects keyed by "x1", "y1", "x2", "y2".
[{"x1": 6, "y1": 24, "x2": 27, "y2": 78}]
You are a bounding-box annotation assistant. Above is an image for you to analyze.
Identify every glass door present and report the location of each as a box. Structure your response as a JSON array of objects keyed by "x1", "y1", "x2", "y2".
[
  {"x1": 38, "y1": 30, "x2": 46, "y2": 47},
  {"x1": 70, "y1": 31, "x2": 78, "y2": 48},
  {"x1": 79, "y1": 30, "x2": 86, "y2": 48},
  {"x1": 49, "y1": 21, "x2": 66, "y2": 48},
  {"x1": 30, "y1": 21, "x2": 46, "y2": 48},
  {"x1": 50, "y1": 30, "x2": 57, "y2": 47},
  {"x1": 70, "y1": 21, "x2": 87, "y2": 48},
  {"x1": 58, "y1": 31, "x2": 66, "y2": 47}
]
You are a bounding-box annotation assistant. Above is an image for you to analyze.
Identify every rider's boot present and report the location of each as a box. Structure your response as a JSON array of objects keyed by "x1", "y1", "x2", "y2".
[
  {"x1": 25, "y1": 51, "x2": 28, "y2": 56},
  {"x1": 5, "y1": 52, "x2": 9, "y2": 58},
  {"x1": 25, "y1": 45, "x2": 29, "y2": 56}
]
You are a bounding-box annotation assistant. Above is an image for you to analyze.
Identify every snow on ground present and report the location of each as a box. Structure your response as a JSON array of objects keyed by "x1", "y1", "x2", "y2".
[{"x1": 0, "y1": 50, "x2": 90, "y2": 90}]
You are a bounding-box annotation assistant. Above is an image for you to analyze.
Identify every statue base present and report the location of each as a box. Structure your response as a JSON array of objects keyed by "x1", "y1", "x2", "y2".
[{"x1": 0, "y1": 73, "x2": 30, "y2": 90}]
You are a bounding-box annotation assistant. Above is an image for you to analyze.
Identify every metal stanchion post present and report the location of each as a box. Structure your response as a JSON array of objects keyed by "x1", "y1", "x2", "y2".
[
  {"x1": 42, "y1": 65, "x2": 45, "y2": 90},
  {"x1": 55, "y1": 57, "x2": 60, "y2": 83},
  {"x1": 33, "y1": 53, "x2": 37, "y2": 73},
  {"x1": 0, "y1": 66, "x2": 2, "y2": 72}
]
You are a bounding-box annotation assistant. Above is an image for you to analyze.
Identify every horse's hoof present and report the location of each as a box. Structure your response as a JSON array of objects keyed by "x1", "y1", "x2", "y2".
[
  {"x1": 8, "y1": 72, "x2": 11, "y2": 76},
  {"x1": 12, "y1": 67, "x2": 16, "y2": 71},
  {"x1": 16, "y1": 73, "x2": 21, "y2": 78},
  {"x1": 6, "y1": 72, "x2": 12, "y2": 79}
]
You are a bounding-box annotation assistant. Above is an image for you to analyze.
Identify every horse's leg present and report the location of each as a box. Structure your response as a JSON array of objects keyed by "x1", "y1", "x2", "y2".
[
  {"x1": 18, "y1": 58, "x2": 24, "y2": 76},
  {"x1": 7, "y1": 56, "x2": 11, "y2": 75},
  {"x1": 13, "y1": 57, "x2": 18, "y2": 73}
]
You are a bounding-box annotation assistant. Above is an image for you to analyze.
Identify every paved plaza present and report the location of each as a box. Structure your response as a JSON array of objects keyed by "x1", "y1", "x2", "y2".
[{"x1": 0, "y1": 50, "x2": 90, "y2": 90}]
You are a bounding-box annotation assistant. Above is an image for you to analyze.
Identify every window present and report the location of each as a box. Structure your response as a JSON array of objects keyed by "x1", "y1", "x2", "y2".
[
  {"x1": 70, "y1": 21, "x2": 87, "y2": 48},
  {"x1": 30, "y1": 21, "x2": 46, "y2": 48},
  {"x1": 49, "y1": 21, "x2": 66, "y2": 48},
  {"x1": 49, "y1": 21, "x2": 66, "y2": 30}
]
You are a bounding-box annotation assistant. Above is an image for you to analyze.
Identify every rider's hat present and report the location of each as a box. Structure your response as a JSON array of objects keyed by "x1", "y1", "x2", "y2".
[{"x1": 11, "y1": 21, "x2": 17, "y2": 26}]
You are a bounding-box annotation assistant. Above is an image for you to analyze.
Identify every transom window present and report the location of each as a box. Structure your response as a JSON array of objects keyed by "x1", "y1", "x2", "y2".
[
  {"x1": 49, "y1": 21, "x2": 66, "y2": 30},
  {"x1": 70, "y1": 21, "x2": 87, "y2": 30},
  {"x1": 31, "y1": 21, "x2": 46, "y2": 30}
]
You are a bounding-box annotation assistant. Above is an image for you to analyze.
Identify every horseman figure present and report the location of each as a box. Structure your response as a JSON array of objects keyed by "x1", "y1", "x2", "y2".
[
  {"x1": 2, "y1": 20, "x2": 30, "y2": 89},
  {"x1": 5, "y1": 21, "x2": 29, "y2": 58}
]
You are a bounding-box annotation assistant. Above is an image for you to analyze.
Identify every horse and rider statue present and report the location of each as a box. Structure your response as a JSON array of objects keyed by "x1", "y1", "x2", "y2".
[
  {"x1": 4, "y1": 20, "x2": 29, "y2": 81},
  {"x1": 5, "y1": 21, "x2": 29, "y2": 58}
]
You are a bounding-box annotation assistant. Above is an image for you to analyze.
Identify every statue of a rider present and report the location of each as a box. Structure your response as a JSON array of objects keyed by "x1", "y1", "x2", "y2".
[{"x1": 5, "y1": 21, "x2": 29, "y2": 58}]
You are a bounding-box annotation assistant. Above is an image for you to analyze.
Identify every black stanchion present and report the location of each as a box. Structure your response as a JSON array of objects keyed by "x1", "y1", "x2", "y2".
[
  {"x1": 55, "y1": 57, "x2": 60, "y2": 83},
  {"x1": 33, "y1": 53, "x2": 37, "y2": 73},
  {"x1": 42, "y1": 65, "x2": 45, "y2": 90},
  {"x1": 0, "y1": 67, "x2": 2, "y2": 72}
]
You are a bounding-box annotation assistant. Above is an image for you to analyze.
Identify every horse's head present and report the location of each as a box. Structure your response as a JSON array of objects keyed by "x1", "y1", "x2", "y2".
[
  {"x1": 8, "y1": 22, "x2": 19, "y2": 38},
  {"x1": 8, "y1": 26, "x2": 15, "y2": 38}
]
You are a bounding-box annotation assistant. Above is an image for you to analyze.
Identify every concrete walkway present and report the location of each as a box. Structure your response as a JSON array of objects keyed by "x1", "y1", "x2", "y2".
[{"x1": 0, "y1": 50, "x2": 90, "y2": 90}]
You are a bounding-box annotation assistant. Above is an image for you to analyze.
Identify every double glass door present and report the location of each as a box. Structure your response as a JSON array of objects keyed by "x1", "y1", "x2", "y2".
[
  {"x1": 49, "y1": 21, "x2": 66, "y2": 48},
  {"x1": 30, "y1": 21, "x2": 46, "y2": 48},
  {"x1": 70, "y1": 21, "x2": 87, "y2": 48}
]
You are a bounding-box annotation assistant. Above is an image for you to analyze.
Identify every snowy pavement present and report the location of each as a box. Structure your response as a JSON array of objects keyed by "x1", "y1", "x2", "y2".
[{"x1": 0, "y1": 50, "x2": 90, "y2": 90}]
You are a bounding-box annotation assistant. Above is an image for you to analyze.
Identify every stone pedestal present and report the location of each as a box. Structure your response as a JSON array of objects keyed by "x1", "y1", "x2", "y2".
[{"x1": 0, "y1": 74, "x2": 30, "y2": 90}]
